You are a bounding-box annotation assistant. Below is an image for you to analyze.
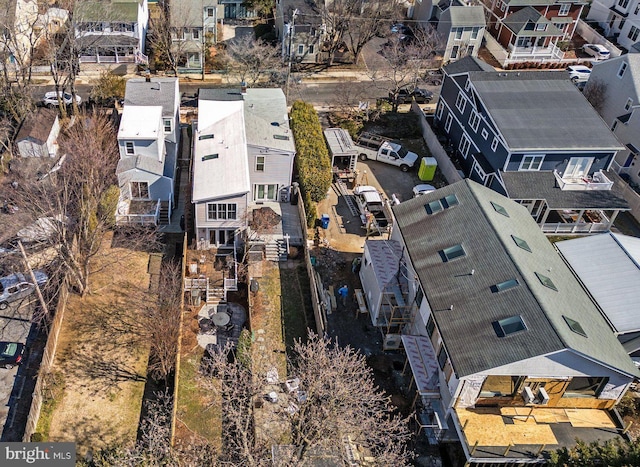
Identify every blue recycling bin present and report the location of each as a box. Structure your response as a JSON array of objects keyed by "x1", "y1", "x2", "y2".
[{"x1": 320, "y1": 214, "x2": 330, "y2": 229}]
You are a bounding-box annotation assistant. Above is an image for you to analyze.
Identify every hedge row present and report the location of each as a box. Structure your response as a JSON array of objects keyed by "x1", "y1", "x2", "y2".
[{"x1": 289, "y1": 101, "x2": 332, "y2": 225}]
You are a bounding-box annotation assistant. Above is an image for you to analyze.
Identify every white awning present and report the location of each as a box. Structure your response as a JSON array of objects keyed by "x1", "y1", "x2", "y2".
[{"x1": 402, "y1": 335, "x2": 440, "y2": 396}]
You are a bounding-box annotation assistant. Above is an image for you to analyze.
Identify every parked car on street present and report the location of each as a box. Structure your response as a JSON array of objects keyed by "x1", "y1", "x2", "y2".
[
  {"x1": 582, "y1": 44, "x2": 610, "y2": 60},
  {"x1": 0, "y1": 271, "x2": 48, "y2": 310},
  {"x1": 42, "y1": 91, "x2": 81, "y2": 107},
  {"x1": 390, "y1": 88, "x2": 434, "y2": 104},
  {"x1": 0, "y1": 342, "x2": 25, "y2": 368},
  {"x1": 566, "y1": 65, "x2": 591, "y2": 82}
]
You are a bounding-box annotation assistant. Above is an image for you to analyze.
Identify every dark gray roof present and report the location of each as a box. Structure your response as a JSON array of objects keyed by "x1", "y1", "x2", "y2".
[
  {"x1": 392, "y1": 179, "x2": 638, "y2": 378},
  {"x1": 16, "y1": 108, "x2": 58, "y2": 144},
  {"x1": 443, "y1": 56, "x2": 495, "y2": 75},
  {"x1": 198, "y1": 88, "x2": 245, "y2": 101},
  {"x1": 501, "y1": 171, "x2": 630, "y2": 210},
  {"x1": 503, "y1": 7, "x2": 563, "y2": 36},
  {"x1": 124, "y1": 78, "x2": 179, "y2": 116},
  {"x1": 116, "y1": 155, "x2": 164, "y2": 176},
  {"x1": 469, "y1": 71, "x2": 624, "y2": 151}
]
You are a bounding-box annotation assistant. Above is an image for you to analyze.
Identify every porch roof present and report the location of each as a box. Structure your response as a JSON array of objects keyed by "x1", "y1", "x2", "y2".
[
  {"x1": 116, "y1": 154, "x2": 164, "y2": 176},
  {"x1": 401, "y1": 335, "x2": 439, "y2": 396},
  {"x1": 77, "y1": 34, "x2": 139, "y2": 49},
  {"x1": 364, "y1": 240, "x2": 403, "y2": 289},
  {"x1": 501, "y1": 171, "x2": 630, "y2": 210}
]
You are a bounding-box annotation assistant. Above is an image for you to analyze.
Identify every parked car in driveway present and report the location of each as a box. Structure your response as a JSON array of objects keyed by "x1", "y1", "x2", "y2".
[
  {"x1": 390, "y1": 88, "x2": 434, "y2": 104},
  {"x1": 0, "y1": 342, "x2": 25, "y2": 368},
  {"x1": 0, "y1": 271, "x2": 48, "y2": 310},
  {"x1": 582, "y1": 44, "x2": 610, "y2": 60},
  {"x1": 566, "y1": 65, "x2": 591, "y2": 82},
  {"x1": 42, "y1": 91, "x2": 81, "y2": 107}
]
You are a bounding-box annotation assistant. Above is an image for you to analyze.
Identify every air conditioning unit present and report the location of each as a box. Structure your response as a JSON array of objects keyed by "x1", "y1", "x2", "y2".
[
  {"x1": 383, "y1": 334, "x2": 402, "y2": 350},
  {"x1": 537, "y1": 387, "x2": 550, "y2": 405},
  {"x1": 522, "y1": 386, "x2": 535, "y2": 404}
]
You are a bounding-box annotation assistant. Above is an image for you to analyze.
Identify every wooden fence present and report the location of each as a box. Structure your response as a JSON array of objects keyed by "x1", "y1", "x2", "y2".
[
  {"x1": 22, "y1": 285, "x2": 69, "y2": 441},
  {"x1": 294, "y1": 191, "x2": 326, "y2": 334}
]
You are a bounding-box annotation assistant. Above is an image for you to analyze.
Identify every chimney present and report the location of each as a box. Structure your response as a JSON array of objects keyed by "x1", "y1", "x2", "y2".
[{"x1": 241, "y1": 81, "x2": 247, "y2": 95}]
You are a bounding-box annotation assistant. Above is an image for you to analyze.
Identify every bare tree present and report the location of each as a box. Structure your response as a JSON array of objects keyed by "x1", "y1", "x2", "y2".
[
  {"x1": 344, "y1": 2, "x2": 395, "y2": 64},
  {"x1": 2, "y1": 111, "x2": 159, "y2": 298},
  {"x1": 0, "y1": 117, "x2": 15, "y2": 170},
  {"x1": 375, "y1": 26, "x2": 442, "y2": 112},
  {"x1": 198, "y1": 333, "x2": 411, "y2": 466},
  {"x1": 583, "y1": 78, "x2": 608, "y2": 113},
  {"x1": 225, "y1": 35, "x2": 284, "y2": 86}
]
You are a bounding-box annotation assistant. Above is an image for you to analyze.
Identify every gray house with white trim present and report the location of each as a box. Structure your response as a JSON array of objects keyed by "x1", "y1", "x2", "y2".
[
  {"x1": 437, "y1": 5, "x2": 486, "y2": 63},
  {"x1": 359, "y1": 179, "x2": 639, "y2": 463},
  {"x1": 434, "y1": 56, "x2": 630, "y2": 234},
  {"x1": 586, "y1": 54, "x2": 640, "y2": 186}
]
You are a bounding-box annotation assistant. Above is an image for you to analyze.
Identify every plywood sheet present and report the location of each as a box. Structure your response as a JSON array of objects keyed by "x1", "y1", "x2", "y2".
[
  {"x1": 508, "y1": 424, "x2": 557, "y2": 445},
  {"x1": 566, "y1": 408, "x2": 615, "y2": 428}
]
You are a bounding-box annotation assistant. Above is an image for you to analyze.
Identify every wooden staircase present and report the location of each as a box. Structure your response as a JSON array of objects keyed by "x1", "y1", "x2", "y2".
[{"x1": 158, "y1": 201, "x2": 170, "y2": 225}]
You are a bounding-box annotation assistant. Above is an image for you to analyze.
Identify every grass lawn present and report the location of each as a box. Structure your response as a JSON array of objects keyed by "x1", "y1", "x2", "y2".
[
  {"x1": 280, "y1": 263, "x2": 314, "y2": 349},
  {"x1": 38, "y1": 232, "x2": 150, "y2": 455},
  {"x1": 173, "y1": 308, "x2": 221, "y2": 446}
]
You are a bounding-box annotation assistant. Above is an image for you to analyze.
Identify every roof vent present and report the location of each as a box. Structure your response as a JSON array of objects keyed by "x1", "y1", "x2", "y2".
[{"x1": 271, "y1": 122, "x2": 280, "y2": 126}]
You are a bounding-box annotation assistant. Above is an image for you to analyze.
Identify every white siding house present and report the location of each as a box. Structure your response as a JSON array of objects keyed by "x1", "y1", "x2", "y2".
[
  {"x1": 15, "y1": 108, "x2": 60, "y2": 158},
  {"x1": 437, "y1": 6, "x2": 486, "y2": 63}
]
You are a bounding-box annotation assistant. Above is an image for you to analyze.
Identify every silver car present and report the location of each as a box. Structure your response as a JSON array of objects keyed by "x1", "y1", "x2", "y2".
[{"x1": 0, "y1": 271, "x2": 48, "y2": 310}]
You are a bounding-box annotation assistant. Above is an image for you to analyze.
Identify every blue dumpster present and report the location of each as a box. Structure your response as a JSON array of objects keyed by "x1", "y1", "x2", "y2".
[{"x1": 320, "y1": 214, "x2": 330, "y2": 229}]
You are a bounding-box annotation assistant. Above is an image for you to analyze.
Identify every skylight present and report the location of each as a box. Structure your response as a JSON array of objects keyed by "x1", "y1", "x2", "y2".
[
  {"x1": 491, "y1": 201, "x2": 509, "y2": 217},
  {"x1": 493, "y1": 279, "x2": 519, "y2": 293},
  {"x1": 441, "y1": 244, "x2": 466, "y2": 262},
  {"x1": 274, "y1": 134, "x2": 290, "y2": 140},
  {"x1": 535, "y1": 272, "x2": 557, "y2": 291},
  {"x1": 564, "y1": 316, "x2": 587, "y2": 337},
  {"x1": 512, "y1": 235, "x2": 531, "y2": 252},
  {"x1": 425, "y1": 194, "x2": 459, "y2": 215},
  {"x1": 198, "y1": 134, "x2": 214, "y2": 140},
  {"x1": 202, "y1": 154, "x2": 219, "y2": 161},
  {"x1": 496, "y1": 315, "x2": 527, "y2": 336}
]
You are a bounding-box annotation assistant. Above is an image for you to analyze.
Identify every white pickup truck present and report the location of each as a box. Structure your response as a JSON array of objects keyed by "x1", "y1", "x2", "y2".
[
  {"x1": 353, "y1": 186, "x2": 391, "y2": 230},
  {"x1": 355, "y1": 132, "x2": 419, "y2": 172}
]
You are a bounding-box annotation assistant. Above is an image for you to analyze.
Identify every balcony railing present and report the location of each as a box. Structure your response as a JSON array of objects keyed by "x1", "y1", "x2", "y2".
[
  {"x1": 115, "y1": 198, "x2": 160, "y2": 226},
  {"x1": 541, "y1": 222, "x2": 610, "y2": 234},
  {"x1": 553, "y1": 170, "x2": 613, "y2": 191},
  {"x1": 509, "y1": 43, "x2": 565, "y2": 60}
]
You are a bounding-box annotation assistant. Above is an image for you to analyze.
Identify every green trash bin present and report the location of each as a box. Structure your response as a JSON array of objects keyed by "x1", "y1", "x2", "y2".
[{"x1": 418, "y1": 157, "x2": 438, "y2": 181}]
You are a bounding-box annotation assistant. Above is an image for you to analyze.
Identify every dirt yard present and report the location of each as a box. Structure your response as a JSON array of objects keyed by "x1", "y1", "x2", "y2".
[{"x1": 41, "y1": 233, "x2": 151, "y2": 455}]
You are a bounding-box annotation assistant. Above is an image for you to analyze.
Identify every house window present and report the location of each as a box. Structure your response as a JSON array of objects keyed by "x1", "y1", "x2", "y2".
[
  {"x1": 454, "y1": 28, "x2": 462, "y2": 40},
  {"x1": 500, "y1": 1, "x2": 506, "y2": 11},
  {"x1": 426, "y1": 315, "x2": 436, "y2": 338},
  {"x1": 451, "y1": 45, "x2": 459, "y2": 59},
  {"x1": 618, "y1": 62, "x2": 628, "y2": 78},
  {"x1": 440, "y1": 244, "x2": 466, "y2": 262},
  {"x1": 474, "y1": 162, "x2": 487, "y2": 182},
  {"x1": 459, "y1": 134, "x2": 471, "y2": 158},
  {"x1": 519, "y1": 154, "x2": 544, "y2": 171},
  {"x1": 130, "y1": 181, "x2": 149, "y2": 199},
  {"x1": 256, "y1": 156, "x2": 265, "y2": 171},
  {"x1": 207, "y1": 7, "x2": 215, "y2": 17},
  {"x1": 163, "y1": 119, "x2": 172, "y2": 133},
  {"x1": 207, "y1": 203, "x2": 237, "y2": 220},
  {"x1": 445, "y1": 114, "x2": 453, "y2": 132},
  {"x1": 535, "y1": 272, "x2": 558, "y2": 291},
  {"x1": 618, "y1": 0, "x2": 630, "y2": 8},
  {"x1": 175, "y1": 28, "x2": 184, "y2": 40},
  {"x1": 193, "y1": 29, "x2": 200, "y2": 40},
  {"x1": 620, "y1": 18, "x2": 627, "y2": 29},
  {"x1": 625, "y1": 98, "x2": 633, "y2": 111},
  {"x1": 629, "y1": 26, "x2": 640, "y2": 41},
  {"x1": 255, "y1": 184, "x2": 278, "y2": 200},
  {"x1": 416, "y1": 287, "x2": 424, "y2": 308},
  {"x1": 512, "y1": 235, "x2": 532, "y2": 252},
  {"x1": 436, "y1": 102, "x2": 444, "y2": 119},
  {"x1": 308, "y1": 44, "x2": 314, "y2": 54},
  {"x1": 535, "y1": 23, "x2": 547, "y2": 31},
  {"x1": 437, "y1": 346, "x2": 448, "y2": 370},
  {"x1": 297, "y1": 44, "x2": 304, "y2": 54},
  {"x1": 491, "y1": 137, "x2": 499, "y2": 152},
  {"x1": 565, "y1": 157, "x2": 593, "y2": 178},
  {"x1": 125, "y1": 141, "x2": 134, "y2": 155},
  {"x1": 471, "y1": 27, "x2": 480, "y2": 40},
  {"x1": 635, "y1": 4, "x2": 640, "y2": 15},
  {"x1": 481, "y1": 128, "x2": 489, "y2": 140},
  {"x1": 455, "y1": 92, "x2": 466, "y2": 113},
  {"x1": 563, "y1": 377, "x2": 608, "y2": 398},
  {"x1": 465, "y1": 78, "x2": 471, "y2": 91},
  {"x1": 469, "y1": 111, "x2": 480, "y2": 131},
  {"x1": 496, "y1": 315, "x2": 527, "y2": 336},
  {"x1": 559, "y1": 3, "x2": 570, "y2": 15}
]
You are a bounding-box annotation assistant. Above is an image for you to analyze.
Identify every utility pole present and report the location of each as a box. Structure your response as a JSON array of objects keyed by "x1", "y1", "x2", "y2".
[
  {"x1": 285, "y1": 9, "x2": 299, "y2": 101},
  {"x1": 202, "y1": 0, "x2": 206, "y2": 81}
]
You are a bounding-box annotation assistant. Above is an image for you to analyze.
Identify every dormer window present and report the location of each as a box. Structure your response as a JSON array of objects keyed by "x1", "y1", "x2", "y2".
[
  {"x1": 163, "y1": 119, "x2": 172, "y2": 133},
  {"x1": 125, "y1": 141, "x2": 134, "y2": 155}
]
